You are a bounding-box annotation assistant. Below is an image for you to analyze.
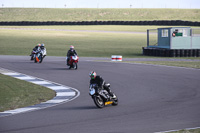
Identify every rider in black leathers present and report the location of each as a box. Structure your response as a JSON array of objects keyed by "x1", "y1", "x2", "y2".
[
  {"x1": 66, "y1": 45, "x2": 78, "y2": 65},
  {"x1": 33, "y1": 44, "x2": 41, "y2": 51},
  {"x1": 30, "y1": 43, "x2": 41, "y2": 60},
  {"x1": 89, "y1": 71, "x2": 114, "y2": 97}
]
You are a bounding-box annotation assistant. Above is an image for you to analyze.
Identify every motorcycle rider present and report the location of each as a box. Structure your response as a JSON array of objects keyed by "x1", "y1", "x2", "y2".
[
  {"x1": 40, "y1": 43, "x2": 45, "y2": 50},
  {"x1": 40, "y1": 43, "x2": 47, "y2": 58},
  {"x1": 30, "y1": 43, "x2": 41, "y2": 60},
  {"x1": 89, "y1": 71, "x2": 115, "y2": 98},
  {"x1": 66, "y1": 45, "x2": 78, "y2": 65}
]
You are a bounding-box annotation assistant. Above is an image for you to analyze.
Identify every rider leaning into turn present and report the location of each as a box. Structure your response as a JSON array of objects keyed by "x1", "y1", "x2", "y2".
[
  {"x1": 40, "y1": 43, "x2": 45, "y2": 50},
  {"x1": 40, "y1": 43, "x2": 47, "y2": 57},
  {"x1": 89, "y1": 71, "x2": 115, "y2": 97},
  {"x1": 31, "y1": 43, "x2": 41, "y2": 53},
  {"x1": 66, "y1": 45, "x2": 78, "y2": 65},
  {"x1": 30, "y1": 43, "x2": 41, "y2": 60}
]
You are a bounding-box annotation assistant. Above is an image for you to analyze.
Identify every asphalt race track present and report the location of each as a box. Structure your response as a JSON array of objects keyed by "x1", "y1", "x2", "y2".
[{"x1": 0, "y1": 55, "x2": 200, "y2": 133}]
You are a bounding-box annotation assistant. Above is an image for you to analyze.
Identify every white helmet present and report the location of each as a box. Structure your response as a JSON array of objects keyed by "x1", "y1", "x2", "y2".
[{"x1": 70, "y1": 45, "x2": 74, "y2": 51}]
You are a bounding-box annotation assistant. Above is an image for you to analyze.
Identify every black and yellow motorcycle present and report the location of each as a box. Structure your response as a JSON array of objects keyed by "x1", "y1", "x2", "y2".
[{"x1": 89, "y1": 83, "x2": 118, "y2": 108}]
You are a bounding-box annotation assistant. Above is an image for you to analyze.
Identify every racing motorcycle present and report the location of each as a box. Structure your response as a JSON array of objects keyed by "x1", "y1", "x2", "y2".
[
  {"x1": 89, "y1": 83, "x2": 118, "y2": 108},
  {"x1": 67, "y1": 55, "x2": 79, "y2": 69},
  {"x1": 34, "y1": 49, "x2": 46, "y2": 63}
]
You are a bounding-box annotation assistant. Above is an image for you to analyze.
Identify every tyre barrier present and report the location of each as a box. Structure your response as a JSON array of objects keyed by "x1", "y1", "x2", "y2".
[
  {"x1": 0, "y1": 20, "x2": 199, "y2": 26},
  {"x1": 142, "y1": 47, "x2": 200, "y2": 57}
]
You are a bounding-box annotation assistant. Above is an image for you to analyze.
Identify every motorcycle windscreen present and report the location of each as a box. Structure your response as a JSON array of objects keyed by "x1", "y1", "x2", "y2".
[
  {"x1": 72, "y1": 56, "x2": 78, "y2": 60},
  {"x1": 89, "y1": 88, "x2": 95, "y2": 95}
]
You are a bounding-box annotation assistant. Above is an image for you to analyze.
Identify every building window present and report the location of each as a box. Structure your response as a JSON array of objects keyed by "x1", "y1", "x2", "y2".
[
  {"x1": 182, "y1": 29, "x2": 187, "y2": 37},
  {"x1": 162, "y1": 29, "x2": 168, "y2": 37}
]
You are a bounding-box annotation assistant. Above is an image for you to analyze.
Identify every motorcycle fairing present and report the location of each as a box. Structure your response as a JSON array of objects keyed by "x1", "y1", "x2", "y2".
[
  {"x1": 105, "y1": 101, "x2": 113, "y2": 105},
  {"x1": 36, "y1": 56, "x2": 39, "y2": 62}
]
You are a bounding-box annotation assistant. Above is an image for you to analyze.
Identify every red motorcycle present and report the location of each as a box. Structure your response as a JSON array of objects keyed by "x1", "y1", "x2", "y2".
[{"x1": 68, "y1": 55, "x2": 79, "y2": 69}]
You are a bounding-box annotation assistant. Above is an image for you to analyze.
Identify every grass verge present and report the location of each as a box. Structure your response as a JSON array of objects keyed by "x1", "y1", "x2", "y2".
[
  {"x1": 0, "y1": 8, "x2": 200, "y2": 21},
  {"x1": 167, "y1": 128, "x2": 200, "y2": 133},
  {"x1": 123, "y1": 61, "x2": 200, "y2": 69},
  {"x1": 0, "y1": 73, "x2": 56, "y2": 112},
  {"x1": 1, "y1": 25, "x2": 193, "y2": 32}
]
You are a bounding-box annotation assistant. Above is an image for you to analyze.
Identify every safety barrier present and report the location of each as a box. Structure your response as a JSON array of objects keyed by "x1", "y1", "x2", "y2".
[
  {"x1": 0, "y1": 20, "x2": 199, "y2": 26},
  {"x1": 142, "y1": 47, "x2": 200, "y2": 57},
  {"x1": 111, "y1": 55, "x2": 122, "y2": 61}
]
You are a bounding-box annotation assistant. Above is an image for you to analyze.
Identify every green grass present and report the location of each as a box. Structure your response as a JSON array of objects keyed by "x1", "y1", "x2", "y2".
[
  {"x1": 0, "y1": 25, "x2": 168, "y2": 32},
  {"x1": 167, "y1": 128, "x2": 200, "y2": 133},
  {"x1": 3, "y1": 25, "x2": 197, "y2": 32},
  {"x1": 0, "y1": 25, "x2": 148, "y2": 57},
  {"x1": 0, "y1": 8, "x2": 200, "y2": 21},
  {"x1": 124, "y1": 61, "x2": 200, "y2": 69},
  {"x1": 0, "y1": 74, "x2": 56, "y2": 112}
]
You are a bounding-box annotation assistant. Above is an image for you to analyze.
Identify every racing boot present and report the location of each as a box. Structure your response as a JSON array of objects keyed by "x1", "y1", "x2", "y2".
[
  {"x1": 67, "y1": 58, "x2": 70, "y2": 66},
  {"x1": 111, "y1": 93, "x2": 117, "y2": 99}
]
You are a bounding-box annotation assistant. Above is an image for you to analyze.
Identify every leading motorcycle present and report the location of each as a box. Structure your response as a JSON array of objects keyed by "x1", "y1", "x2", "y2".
[
  {"x1": 34, "y1": 49, "x2": 46, "y2": 63},
  {"x1": 89, "y1": 83, "x2": 118, "y2": 108}
]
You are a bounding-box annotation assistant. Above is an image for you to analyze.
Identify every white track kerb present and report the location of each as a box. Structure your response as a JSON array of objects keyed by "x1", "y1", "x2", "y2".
[{"x1": 0, "y1": 68, "x2": 80, "y2": 117}]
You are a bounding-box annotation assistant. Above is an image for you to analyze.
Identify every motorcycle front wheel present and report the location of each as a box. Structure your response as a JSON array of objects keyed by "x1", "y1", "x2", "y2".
[
  {"x1": 39, "y1": 54, "x2": 43, "y2": 63},
  {"x1": 34, "y1": 57, "x2": 37, "y2": 63},
  {"x1": 73, "y1": 62, "x2": 78, "y2": 70},
  {"x1": 39, "y1": 57, "x2": 43, "y2": 63},
  {"x1": 112, "y1": 93, "x2": 118, "y2": 106},
  {"x1": 93, "y1": 96, "x2": 104, "y2": 108}
]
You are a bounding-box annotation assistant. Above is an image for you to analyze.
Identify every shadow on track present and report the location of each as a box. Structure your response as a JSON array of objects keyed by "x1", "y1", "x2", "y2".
[
  {"x1": 65, "y1": 106, "x2": 97, "y2": 110},
  {"x1": 49, "y1": 68, "x2": 69, "y2": 70}
]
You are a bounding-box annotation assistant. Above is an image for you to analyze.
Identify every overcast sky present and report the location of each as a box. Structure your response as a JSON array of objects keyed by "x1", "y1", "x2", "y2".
[{"x1": 0, "y1": 0, "x2": 200, "y2": 9}]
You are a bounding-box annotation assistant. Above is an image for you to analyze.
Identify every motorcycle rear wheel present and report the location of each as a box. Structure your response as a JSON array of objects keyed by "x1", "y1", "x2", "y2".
[
  {"x1": 93, "y1": 96, "x2": 104, "y2": 108},
  {"x1": 30, "y1": 56, "x2": 34, "y2": 60}
]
